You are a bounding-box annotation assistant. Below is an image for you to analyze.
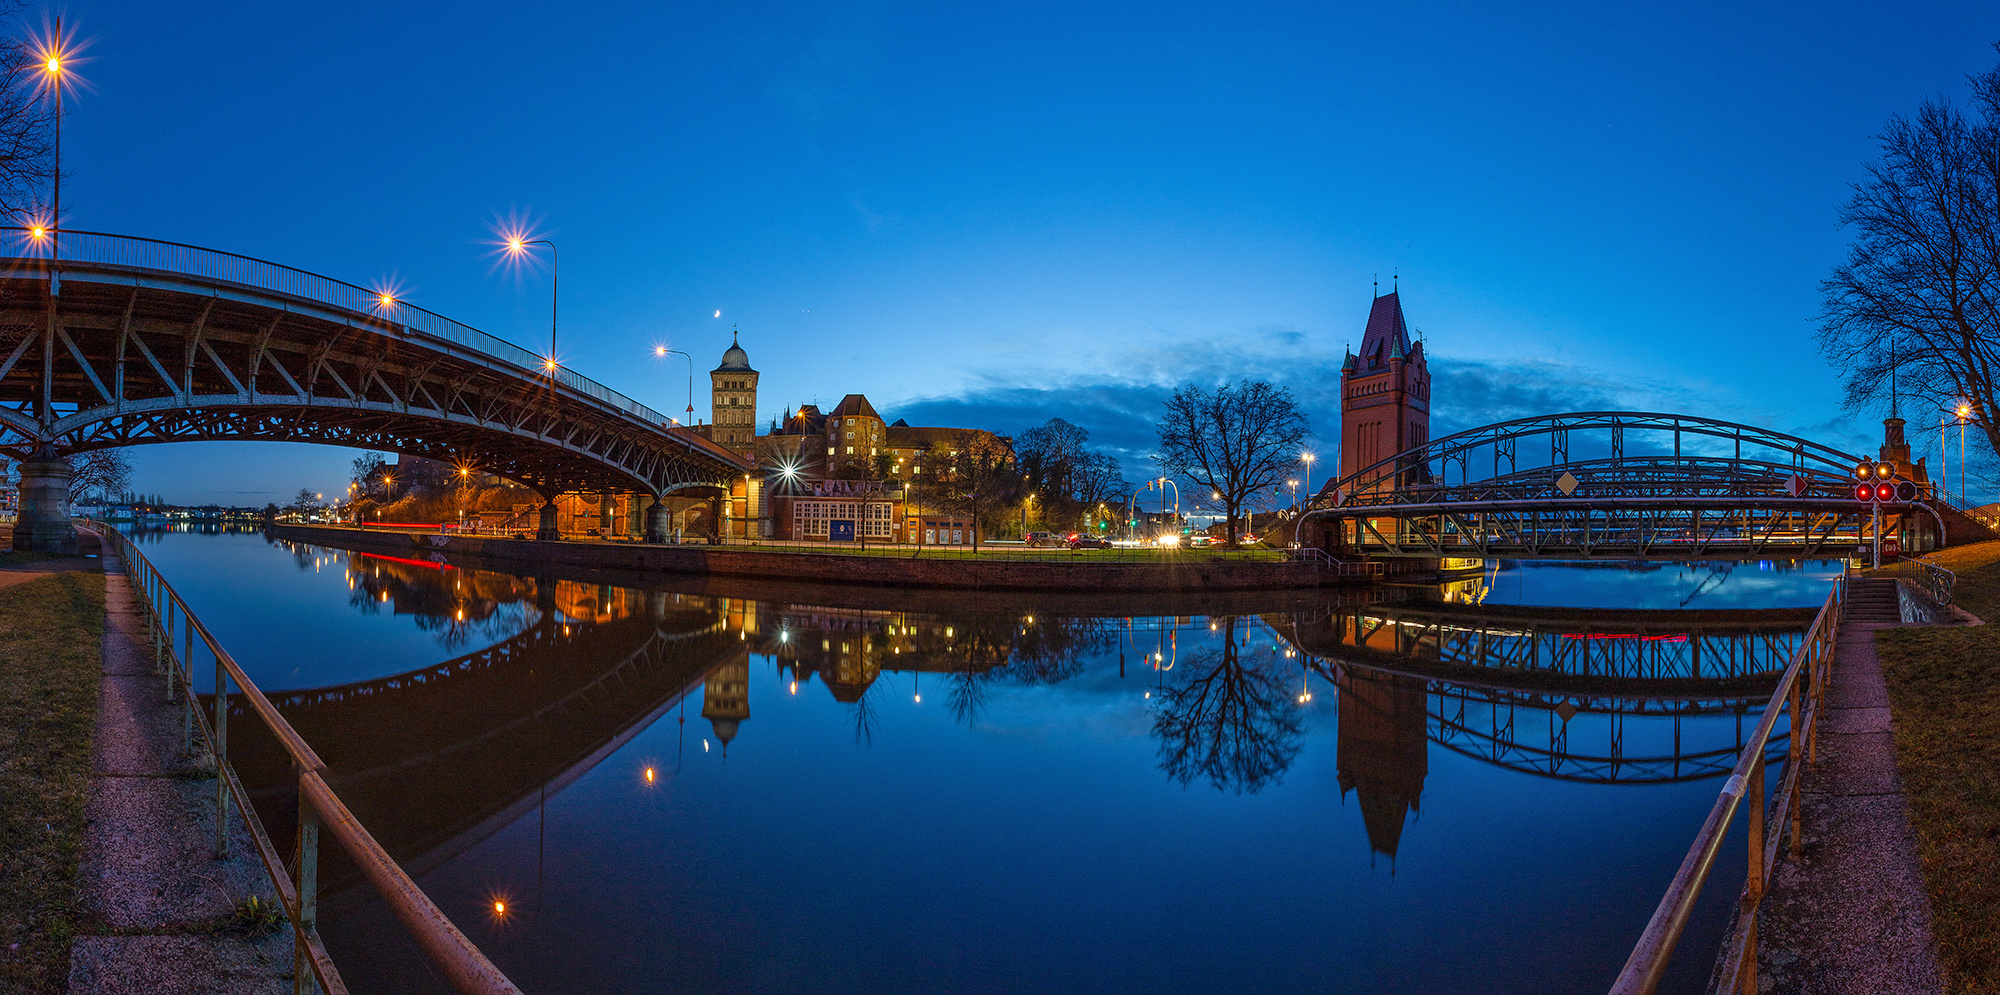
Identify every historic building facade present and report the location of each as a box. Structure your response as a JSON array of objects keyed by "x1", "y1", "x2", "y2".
[{"x1": 1339, "y1": 291, "x2": 1431, "y2": 490}]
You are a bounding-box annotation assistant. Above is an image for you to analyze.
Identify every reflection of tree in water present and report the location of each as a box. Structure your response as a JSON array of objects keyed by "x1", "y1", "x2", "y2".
[
  {"x1": 936, "y1": 616, "x2": 1110, "y2": 727},
  {"x1": 1151, "y1": 617, "x2": 1303, "y2": 794}
]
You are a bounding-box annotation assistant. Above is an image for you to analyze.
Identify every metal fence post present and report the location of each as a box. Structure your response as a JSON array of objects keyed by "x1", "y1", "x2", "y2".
[
  {"x1": 158, "y1": 598, "x2": 172, "y2": 698},
  {"x1": 214, "y1": 660, "x2": 229, "y2": 858},
  {"x1": 181, "y1": 622, "x2": 195, "y2": 755},
  {"x1": 295, "y1": 786, "x2": 320, "y2": 995},
  {"x1": 1743, "y1": 754, "x2": 1766, "y2": 994}
]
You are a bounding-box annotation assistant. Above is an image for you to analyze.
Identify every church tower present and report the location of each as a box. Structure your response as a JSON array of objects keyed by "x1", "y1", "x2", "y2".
[
  {"x1": 710, "y1": 331, "x2": 759, "y2": 455},
  {"x1": 1339, "y1": 291, "x2": 1430, "y2": 490}
]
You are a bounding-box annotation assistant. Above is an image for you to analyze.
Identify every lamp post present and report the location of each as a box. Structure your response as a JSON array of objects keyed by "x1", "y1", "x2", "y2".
[
  {"x1": 654, "y1": 346, "x2": 695, "y2": 425},
  {"x1": 1301, "y1": 452, "x2": 1315, "y2": 505},
  {"x1": 503, "y1": 236, "x2": 559, "y2": 371},
  {"x1": 1959, "y1": 403, "x2": 1971, "y2": 508},
  {"x1": 40, "y1": 20, "x2": 65, "y2": 277}
]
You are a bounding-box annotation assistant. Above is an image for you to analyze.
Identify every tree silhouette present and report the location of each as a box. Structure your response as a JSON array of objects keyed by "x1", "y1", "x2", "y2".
[{"x1": 1151, "y1": 618, "x2": 1303, "y2": 793}]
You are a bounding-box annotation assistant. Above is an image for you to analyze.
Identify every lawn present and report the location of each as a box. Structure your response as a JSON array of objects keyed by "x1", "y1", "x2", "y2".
[
  {"x1": 1875, "y1": 541, "x2": 2000, "y2": 994},
  {"x1": 0, "y1": 571, "x2": 105, "y2": 993}
]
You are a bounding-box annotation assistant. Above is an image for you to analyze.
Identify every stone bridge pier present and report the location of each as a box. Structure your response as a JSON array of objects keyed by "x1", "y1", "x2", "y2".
[{"x1": 14, "y1": 455, "x2": 76, "y2": 554}]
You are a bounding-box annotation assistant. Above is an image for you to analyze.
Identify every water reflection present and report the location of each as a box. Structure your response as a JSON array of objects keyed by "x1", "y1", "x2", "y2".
[
  {"x1": 188, "y1": 539, "x2": 1833, "y2": 994},
  {"x1": 225, "y1": 544, "x2": 1808, "y2": 877}
]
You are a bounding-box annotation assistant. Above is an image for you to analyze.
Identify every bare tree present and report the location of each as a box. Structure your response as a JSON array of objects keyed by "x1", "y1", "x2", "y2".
[
  {"x1": 1018, "y1": 418, "x2": 1129, "y2": 532},
  {"x1": 1820, "y1": 46, "x2": 2000, "y2": 471},
  {"x1": 1155, "y1": 380, "x2": 1310, "y2": 545},
  {"x1": 68, "y1": 448, "x2": 129, "y2": 499},
  {"x1": 351, "y1": 451, "x2": 389, "y2": 497},
  {"x1": 916, "y1": 431, "x2": 1018, "y2": 551}
]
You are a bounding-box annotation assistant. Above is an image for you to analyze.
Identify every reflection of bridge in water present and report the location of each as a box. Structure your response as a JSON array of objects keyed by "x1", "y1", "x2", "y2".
[
  {"x1": 237, "y1": 543, "x2": 1814, "y2": 882},
  {"x1": 1264, "y1": 600, "x2": 1808, "y2": 861}
]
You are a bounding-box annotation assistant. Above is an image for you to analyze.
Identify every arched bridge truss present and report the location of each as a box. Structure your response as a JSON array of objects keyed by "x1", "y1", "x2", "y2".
[
  {"x1": 0, "y1": 231, "x2": 746, "y2": 495},
  {"x1": 1308, "y1": 412, "x2": 1912, "y2": 559}
]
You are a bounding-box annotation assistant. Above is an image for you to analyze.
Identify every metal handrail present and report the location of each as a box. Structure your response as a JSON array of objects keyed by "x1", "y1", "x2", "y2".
[
  {"x1": 1608, "y1": 573, "x2": 1845, "y2": 994},
  {"x1": 85, "y1": 523, "x2": 522, "y2": 995},
  {"x1": 1892, "y1": 555, "x2": 1956, "y2": 606},
  {"x1": 2, "y1": 227, "x2": 677, "y2": 429}
]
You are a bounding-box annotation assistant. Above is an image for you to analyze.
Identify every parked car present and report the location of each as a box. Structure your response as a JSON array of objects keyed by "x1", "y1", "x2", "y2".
[
  {"x1": 1067, "y1": 533, "x2": 1113, "y2": 549},
  {"x1": 1025, "y1": 531, "x2": 1063, "y2": 547}
]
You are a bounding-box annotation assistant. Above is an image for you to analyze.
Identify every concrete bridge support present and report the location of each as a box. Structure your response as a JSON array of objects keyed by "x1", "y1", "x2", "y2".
[
  {"x1": 13, "y1": 456, "x2": 76, "y2": 554},
  {"x1": 537, "y1": 497, "x2": 560, "y2": 542},
  {"x1": 645, "y1": 499, "x2": 671, "y2": 544}
]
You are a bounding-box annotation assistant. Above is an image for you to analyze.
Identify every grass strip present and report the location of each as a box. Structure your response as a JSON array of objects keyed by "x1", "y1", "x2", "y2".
[
  {"x1": 1875, "y1": 540, "x2": 2000, "y2": 994},
  {"x1": 0, "y1": 571, "x2": 105, "y2": 993}
]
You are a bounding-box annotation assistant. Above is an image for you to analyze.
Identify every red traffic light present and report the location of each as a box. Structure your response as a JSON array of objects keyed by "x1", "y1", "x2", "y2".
[
  {"x1": 1875, "y1": 482, "x2": 1895, "y2": 502},
  {"x1": 1855, "y1": 483, "x2": 1875, "y2": 502}
]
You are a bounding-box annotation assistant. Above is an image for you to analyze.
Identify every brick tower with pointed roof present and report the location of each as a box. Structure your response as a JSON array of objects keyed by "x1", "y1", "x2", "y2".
[{"x1": 1339, "y1": 290, "x2": 1431, "y2": 490}]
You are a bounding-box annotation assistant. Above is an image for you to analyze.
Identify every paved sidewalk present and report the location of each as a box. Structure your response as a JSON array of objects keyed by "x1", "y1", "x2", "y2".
[
  {"x1": 1754, "y1": 588, "x2": 1945, "y2": 994},
  {"x1": 67, "y1": 533, "x2": 295, "y2": 994}
]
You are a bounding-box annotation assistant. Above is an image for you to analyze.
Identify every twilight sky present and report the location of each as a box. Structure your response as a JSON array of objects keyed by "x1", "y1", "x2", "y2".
[{"x1": 46, "y1": 0, "x2": 2000, "y2": 505}]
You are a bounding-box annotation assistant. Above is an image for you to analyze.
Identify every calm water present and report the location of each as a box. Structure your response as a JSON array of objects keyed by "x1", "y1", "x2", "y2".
[{"x1": 120, "y1": 527, "x2": 1843, "y2": 995}]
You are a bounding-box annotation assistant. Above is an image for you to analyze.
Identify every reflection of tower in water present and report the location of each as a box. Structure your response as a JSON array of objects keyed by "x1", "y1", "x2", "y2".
[
  {"x1": 1335, "y1": 667, "x2": 1430, "y2": 864},
  {"x1": 702, "y1": 654, "x2": 751, "y2": 751}
]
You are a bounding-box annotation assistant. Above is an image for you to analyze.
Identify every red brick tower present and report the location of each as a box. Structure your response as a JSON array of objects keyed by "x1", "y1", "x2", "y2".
[{"x1": 1338, "y1": 291, "x2": 1431, "y2": 490}]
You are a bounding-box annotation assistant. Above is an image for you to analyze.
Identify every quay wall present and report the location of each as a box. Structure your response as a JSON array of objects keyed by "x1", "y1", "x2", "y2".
[{"x1": 268, "y1": 525, "x2": 1361, "y2": 593}]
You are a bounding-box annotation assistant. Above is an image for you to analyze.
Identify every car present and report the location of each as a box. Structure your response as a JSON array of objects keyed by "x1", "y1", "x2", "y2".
[
  {"x1": 1067, "y1": 533, "x2": 1113, "y2": 549},
  {"x1": 1024, "y1": 531, "x2": 1063, "y2": 547}
]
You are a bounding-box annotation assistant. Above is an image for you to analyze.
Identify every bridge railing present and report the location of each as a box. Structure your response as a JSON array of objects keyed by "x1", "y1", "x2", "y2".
[
  {"x1": 1607, "y1": 572, "x2": 1845, "y2": 995},
  {"x1": 5, "y1": 228, "x2": 678, "y2": 430},
  {"x1": 85, "y1": 522, "x2": 523, "y2": 995}
]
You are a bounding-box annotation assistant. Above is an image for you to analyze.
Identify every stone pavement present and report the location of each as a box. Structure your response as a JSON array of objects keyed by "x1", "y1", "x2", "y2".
[
  {"x1": 1753, "y1": 578, "x2": 1944, "y2": 994},
  {"x1": 67, "y1": 532, "x2": 295, "y2": 994}
]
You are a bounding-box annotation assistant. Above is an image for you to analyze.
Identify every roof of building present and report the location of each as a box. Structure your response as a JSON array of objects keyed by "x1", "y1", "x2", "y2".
[
  {"x1": 1354, "y1": 291, "x2": 1423, "y2": 372},
  {"x1": 829, "y1": 394, "x2": 881, "y2": 421},
  {"x1": 714, "y1": 331, "x2": 755, "y2": 373},
  {"x1": 885, "y1": 425, "x2": 1012, "y2": 451}
]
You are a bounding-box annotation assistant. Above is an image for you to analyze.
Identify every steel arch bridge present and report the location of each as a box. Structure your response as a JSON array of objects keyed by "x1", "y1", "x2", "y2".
[
  {"x1": 1305, "y1": 411, "x2": 1921, "y2": 559},
  {"x1": 0, "y1": 230, "x2": 746, "y2": 496}
]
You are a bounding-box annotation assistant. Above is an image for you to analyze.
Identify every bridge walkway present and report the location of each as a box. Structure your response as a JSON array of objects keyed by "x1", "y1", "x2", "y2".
[
  {"x1": 66, "y1": 533, "x2": 293, "y2": 994},
  {"x1": 1746, "y1": 578, "x2": 1943, "y2": 994}
]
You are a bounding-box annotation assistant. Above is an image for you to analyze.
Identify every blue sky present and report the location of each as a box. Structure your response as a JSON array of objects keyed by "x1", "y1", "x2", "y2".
[{"x1": 48, "y1": 1, "x2": 2000, "y2": 504}]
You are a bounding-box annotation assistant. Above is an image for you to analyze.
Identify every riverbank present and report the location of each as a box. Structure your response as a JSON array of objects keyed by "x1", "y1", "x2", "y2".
[
  {"x1": 0, "y1": 547, "x2": 104, "y2": 992},
  {"x1": 67, "y1": 531, "x2": 293, "y2": 993},
  {"x1": 271, "y1": 524, "x2": 1368, "y2": 593},
  {"x1": 1875, "y1": 541, "x2": 2000, "y2": 992}
]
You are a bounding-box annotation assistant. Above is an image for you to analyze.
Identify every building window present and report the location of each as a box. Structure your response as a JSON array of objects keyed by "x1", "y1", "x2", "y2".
[
  {"x1": 845, "y1": 446, "x2": 854, "y2": 455},
  {"x1": 794, "y1": 500, "x2": 893, "y2": 538}
]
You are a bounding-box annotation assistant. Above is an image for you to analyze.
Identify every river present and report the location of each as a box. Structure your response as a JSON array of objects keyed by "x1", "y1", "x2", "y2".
[{"x1": 117, "y1": 526, "x2": 1843, "y2": 995}]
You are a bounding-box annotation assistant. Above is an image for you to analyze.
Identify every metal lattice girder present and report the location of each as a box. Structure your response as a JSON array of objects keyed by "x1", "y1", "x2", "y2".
[
  {"x1": 0, "y1": 233, "x2": 748, "y2": 495},
  {"x1": 1325, "y1": 661, "x2": 1780, "y2": 786},
  {"x1": 1284, "y1": 603, "x2": 1800, "y2": 700},
  {"x1": 1304, "y1": 412, "x2": 1892, "y2": 558}
]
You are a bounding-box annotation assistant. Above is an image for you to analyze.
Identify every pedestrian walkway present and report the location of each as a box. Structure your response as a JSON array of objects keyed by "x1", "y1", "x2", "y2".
[
  {"x1": 66, "y1": 531, "x2": 294, "y2": 994},
  {"x1": 1752, "y1": 577, "x2": 1944, "y2": 993}
]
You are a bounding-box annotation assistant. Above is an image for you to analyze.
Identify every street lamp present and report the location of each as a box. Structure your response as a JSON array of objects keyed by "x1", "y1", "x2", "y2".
[
  {"x1": 1960, "y1": 402, "x2": 1972, "y2": 508},
  {"x1": 33, "y1": 20, "x2": 74, "y2": 275},
  {"x1": 1301, "y1": 452, "x2": 1315, "y2": 503},
  {"x1": 501, "y1": 234, "x2": 559, "y2": 372},
  {"x1": 653, "y1": 346, "x2": 696, "y2": 425}
]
